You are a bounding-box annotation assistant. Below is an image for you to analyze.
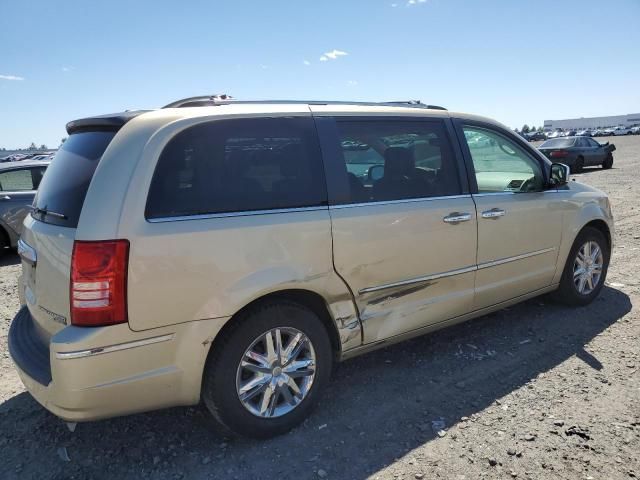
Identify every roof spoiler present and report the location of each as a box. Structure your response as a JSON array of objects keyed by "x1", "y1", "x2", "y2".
[{"x1": 66, "y1": 110, "x2": 150, "y2": 135}]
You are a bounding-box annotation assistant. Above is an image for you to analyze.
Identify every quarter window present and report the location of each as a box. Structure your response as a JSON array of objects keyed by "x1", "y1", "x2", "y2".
[
  {"x1": 146, "y1": 117, "x2": 326, "y2": 219},
  {"x1": 334, "y1": 120, "x2": 461, "y2": 204},
  {"x1": 463, "y1": 126, "x2": 544, "y2": 193},
  {"x1": 0, "y1": 168, "x2": 44, "y2": 191}
]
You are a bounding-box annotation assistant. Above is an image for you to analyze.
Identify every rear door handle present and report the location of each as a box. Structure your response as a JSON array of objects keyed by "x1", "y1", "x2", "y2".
[
  {"x1": 0, "y1": 195, "x2": 11, "y2": 201},
  {"x1": 443, "y1": 212, "x2": 471, "y2": 224},
  {"x1": 481, "y1": 208, "x2": 506, "y2": 219}
]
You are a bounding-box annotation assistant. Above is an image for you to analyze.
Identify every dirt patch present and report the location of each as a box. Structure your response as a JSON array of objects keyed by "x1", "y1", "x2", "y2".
[{"x1": 0, "y1": 136, "x2": 638, "y2": 479}]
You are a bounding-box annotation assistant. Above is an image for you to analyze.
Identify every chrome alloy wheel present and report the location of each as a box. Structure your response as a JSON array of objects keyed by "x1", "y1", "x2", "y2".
[
  {"x1": 236, "y1": 327, "x2": 316, "y2": 418},
  {"x1": 573, "y1": 240, "x2": 604, "y2": 295}
]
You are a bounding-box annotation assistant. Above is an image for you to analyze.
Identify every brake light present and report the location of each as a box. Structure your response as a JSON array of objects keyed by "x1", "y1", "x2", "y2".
[
  {"x1": 70, "y1": 240, "x2": 129, "y2": 327},
  {"x1": 550, "y1": 150, "x2": 569, "y2": 158}
]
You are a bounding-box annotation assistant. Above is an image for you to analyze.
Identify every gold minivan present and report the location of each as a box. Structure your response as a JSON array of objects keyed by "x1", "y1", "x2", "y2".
[{"x1": 9, "y1": 97, "x2": 613, "y2": 438}]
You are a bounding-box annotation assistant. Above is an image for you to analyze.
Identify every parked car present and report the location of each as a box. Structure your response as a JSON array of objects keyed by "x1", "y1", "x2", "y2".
[
  {"x1": 602, "y1": 128, "x2": 616, "y2": 136},
  {"x1": 631, "y1": 126, "x2": 640, "y2": 135},
  {"x1": 526, "y1": 131, "x2": 547, "y2": 141},
  {"x1": 576, "y1": 129, "x2": 592, "y2": 137},
  {"x1": 0, "y1": 160, "x2": 49, "y2": 252},
  {"x1": 611, "y1": 126, "x2": 632, "y2": 136},
  {"x1": 537, "y1": 136, "x2": 615, "y2": 172},
  {"x1": 9, "y1": 98, "x2": 614, "y2": 439},
  {"x1": 547, "y1": 130, "x2": 563, "y2": 139}
]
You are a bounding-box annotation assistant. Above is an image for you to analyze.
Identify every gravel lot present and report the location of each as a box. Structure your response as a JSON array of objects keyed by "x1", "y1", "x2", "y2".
[{"x1": 1, "y1": 136, "x2": 638, "y2": 480}]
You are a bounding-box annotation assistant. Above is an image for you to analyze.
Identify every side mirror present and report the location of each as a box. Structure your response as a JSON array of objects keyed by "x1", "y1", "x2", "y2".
[
  {"x1": 368, "y1": 164, "x2": 385, "y2": 182},
  {"x1": 550, "y1": 163, "x2": 570, "y2": 186}
]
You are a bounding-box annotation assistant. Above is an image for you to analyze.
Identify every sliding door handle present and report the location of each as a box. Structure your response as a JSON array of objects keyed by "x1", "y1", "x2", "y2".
[
  {"x1": 443, "y1": 212, "x2": 471, "y2": 224},
  {"x1": 481, "y1": 208, "x2": 506, "y2": 219}
]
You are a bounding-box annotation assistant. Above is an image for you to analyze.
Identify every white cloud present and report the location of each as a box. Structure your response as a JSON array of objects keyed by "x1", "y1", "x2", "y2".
[
  {"x1": 303, "y1": 60, "x2": 311, "y2": 66},
  {"x1": 260, "y1": 64, "x2": 269, "y2": 70},
  {"x1": 319, "y1": 56, "x2": 328, "y2": 62},
  {"x1": 391, "y1": 2, "x2": 398, "y2": 6},
  {"x1": 324, "y1": 49, "x2": 348, "y2": 60},
  {"x1": 61, "y1": 66, "x2": 75, "y2": 72},
  {"x1": 347, "y1": 80, "x2": 358, "y2": 86},
  {"x1": 407, "y1": 0, "x2": 427, "y2": 4},
  {"x1": 0, "y1": 74, "x2": 24, "y2": 81}
]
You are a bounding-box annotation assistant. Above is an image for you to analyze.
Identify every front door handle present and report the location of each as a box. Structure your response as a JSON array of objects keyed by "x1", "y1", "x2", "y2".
[
  {"x1": 443, "y1": 212, "x2": 471, "y2": 224},
  {"x1": 0, "y1": 195, "x2": 11, "y2": 201},
  {"x1": 481, "y1": 208, "x2": 506, "y2": 219}
]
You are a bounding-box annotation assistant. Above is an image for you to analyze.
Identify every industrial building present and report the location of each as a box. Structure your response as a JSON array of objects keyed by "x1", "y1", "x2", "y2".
[{"x1": 543, "y1": 113, "x2": 640, "y2": 131}]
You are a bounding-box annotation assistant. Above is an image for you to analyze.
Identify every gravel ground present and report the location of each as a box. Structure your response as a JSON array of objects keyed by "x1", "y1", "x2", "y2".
[{"x1": 1, "y1": 136, "x2": 638, "y2": 480}]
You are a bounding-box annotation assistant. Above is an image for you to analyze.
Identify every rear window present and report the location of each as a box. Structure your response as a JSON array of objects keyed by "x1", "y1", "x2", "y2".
[
  {"x1": 539, "y1": 138, "x2": 576, "y2": 148},
  {"x1": 145, "y1": 117, "x2": 326, "y2": 219},
  {"x1": 33, "y1": 131, "x2": 115, "y2": 227}
]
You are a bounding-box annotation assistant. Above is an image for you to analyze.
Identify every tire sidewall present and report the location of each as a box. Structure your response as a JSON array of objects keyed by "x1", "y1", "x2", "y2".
[
  {"x1": 559, "y1": 227, "x2": 610, "y2": 306},
  {"x1": 202, "y1": 301, "x2": 332, "y2": 439}
]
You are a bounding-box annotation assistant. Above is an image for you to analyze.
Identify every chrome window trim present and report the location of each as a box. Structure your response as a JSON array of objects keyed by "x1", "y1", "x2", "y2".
[
  {"x1": 473, "y1": 190, "x2": 567, "y2": 197},
  {"x1": 56, "y1": 334, "x2": 174, "y2": 360},
  {"x1": 358, "y1": 247, "x2": 556, "y2": 294},
  {"x1": 330, "y1": 194, "x2": 472, "y2": 210},
  {"x1": 147, "y1": 206, "x2": 328, "y2": 223}
]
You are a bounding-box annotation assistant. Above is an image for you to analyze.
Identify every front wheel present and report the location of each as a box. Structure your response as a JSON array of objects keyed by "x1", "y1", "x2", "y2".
[
  {"x1": 602, "y1": 153, "x2": 613, "y2": 169},
  {"x1": 554, "y1": 227, "x2": 610, "y2": 306},
  {"x1": 202, "y1": 300, "x2": 333, "y2": 438}
]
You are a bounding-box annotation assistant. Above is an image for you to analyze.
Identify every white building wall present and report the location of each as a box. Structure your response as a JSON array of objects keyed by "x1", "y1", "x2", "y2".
[{"x1": 543, "y1": 113, "x2": 640, "y2": 131}]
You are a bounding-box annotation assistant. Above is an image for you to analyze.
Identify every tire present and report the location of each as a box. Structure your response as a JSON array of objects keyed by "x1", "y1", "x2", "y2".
[
  {"x1": 202, "y1": 300, "x2": 333, "y2": 439},
  {"x1": 573, "y1": 157, "x2": 584, "y2": 173},
  {"x1": 0, "y1": 227, "x2": 8, "y2": 255},
  {"x1": 554, "y1": 227, "x2": 610, "y2": 306},
  {"x1": 602, "y1": 153, "x2": 613, "y2": 169}
]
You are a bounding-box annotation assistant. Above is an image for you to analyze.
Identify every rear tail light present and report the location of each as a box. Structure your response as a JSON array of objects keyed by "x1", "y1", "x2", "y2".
[
  {"x1": 70, "y1": 240, "x2": 129, "y2": 327},
  {"x1": 550, "y1": 150, "x2": 569, "y2": 158}
]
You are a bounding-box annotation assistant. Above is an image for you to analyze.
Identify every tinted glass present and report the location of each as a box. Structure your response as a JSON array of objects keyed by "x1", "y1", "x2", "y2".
[
  {"x1": 334, "y1": 120, "x2": 460, "y2": 203},
  {"x1": 0, "y1": 169, "x2": 35, "y2": 191},
  {"x1": 33, "y1": 131, "x2": 115, "y2": 227},
  {"x1": 463, "y1": 126, "x2": 544, "y2": 193},
  {"x1": 539, "y1": 138, "x2": 577, "y2": 148},
  {"x1": 146, "y1": 117, "x2": 326, "y2": 219},
  {"x1": 587, "y1": 138, "x2": 600, "y2": 147}
]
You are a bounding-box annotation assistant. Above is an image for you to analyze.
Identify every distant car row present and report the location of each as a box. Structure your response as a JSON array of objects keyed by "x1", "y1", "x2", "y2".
[
  {"x1": 520, "y1": 125, "x2": 640, "y2": 141},
  {"x1": 0, "y1": 152, "x2": 55, "y2": 163}
]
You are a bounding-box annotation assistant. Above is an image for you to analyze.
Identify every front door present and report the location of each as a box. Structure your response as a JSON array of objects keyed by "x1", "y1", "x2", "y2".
[
  {"x1": 457, "y1": 123, "x2": 563, "y2": 309},
  {"x1": 315, "y1": 114, "x2": 478, "y2": 344}
]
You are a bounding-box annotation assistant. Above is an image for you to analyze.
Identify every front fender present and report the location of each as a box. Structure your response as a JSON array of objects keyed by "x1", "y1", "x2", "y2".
[{"x1": 552, "y1": 187, "x2": 614, "y2": 284}]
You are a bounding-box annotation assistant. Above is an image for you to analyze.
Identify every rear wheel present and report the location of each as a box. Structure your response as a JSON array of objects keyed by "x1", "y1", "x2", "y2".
[
  {"x1": 573, "y1": 156, "x2": 584, "y2": 173},
  {"x1": 602, "y1": 153, "x2": 613, "y2": 169},
  {"x1": 202, "y1": 300, "x2": 333, "y2": 438},
  {"x1": 554, "y1": 227, "x2": 609, "y2": 306}
]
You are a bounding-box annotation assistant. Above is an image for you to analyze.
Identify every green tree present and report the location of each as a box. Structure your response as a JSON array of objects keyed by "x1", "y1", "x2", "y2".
[
  {"x1": 28, "y1": 142, "x2": 37, "y2": 150},
  {"x1": 521, "y1": 124, "x2": 530, "y2": 134},
  {"x1": 40, "y1": 144, "x2": 47, "y2": 150}
]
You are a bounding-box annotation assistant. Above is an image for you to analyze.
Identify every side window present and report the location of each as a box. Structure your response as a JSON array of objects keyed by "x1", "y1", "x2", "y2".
[
  {"x1": 31, "y1": 167, "x2": 46, "y2": 189},
  {"x1": 587, "y1": 138, "x2": 600, "y2": 148},
  {"x1": 462, "y1": 126, "x2": 544, "y2": 193},
  {"x1": 334, "y1": 120, "x2": 460, "y2": 204},
  {"x1": 0, "y1": 169, "x2": 35, "y2": 191},
  {"x1": 146, "y1": 117, "x2": 326, "y2": 219}
]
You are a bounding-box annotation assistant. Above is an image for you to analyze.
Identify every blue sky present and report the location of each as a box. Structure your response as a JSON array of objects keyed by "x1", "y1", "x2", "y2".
[{"x1": 1, "y1": 0, "x2": 639, "y2": 148}]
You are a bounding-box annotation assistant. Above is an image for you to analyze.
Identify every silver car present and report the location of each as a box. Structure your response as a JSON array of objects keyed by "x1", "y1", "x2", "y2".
[{"x1": 0, "y1": 160, "x2": 49, "y2": 252}]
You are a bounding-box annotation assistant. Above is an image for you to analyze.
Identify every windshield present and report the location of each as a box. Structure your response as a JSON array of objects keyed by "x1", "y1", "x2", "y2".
[
  {"x1": 32, "y1": 131, "x2": 115, "y2": 227},
  {"x1": 539, "y1": 138, "x2": 576, "y2": 148}
]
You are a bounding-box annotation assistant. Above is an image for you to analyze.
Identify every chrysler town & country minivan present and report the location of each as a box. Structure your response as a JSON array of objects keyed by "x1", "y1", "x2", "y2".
[{"x1": 9, "y1": 97, "x2": 613, "y2": 438}]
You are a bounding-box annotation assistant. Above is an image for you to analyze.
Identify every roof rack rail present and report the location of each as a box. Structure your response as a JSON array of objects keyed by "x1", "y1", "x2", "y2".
[{"x1": 162, "y1": 96, "x2": 447, "y2": 111}]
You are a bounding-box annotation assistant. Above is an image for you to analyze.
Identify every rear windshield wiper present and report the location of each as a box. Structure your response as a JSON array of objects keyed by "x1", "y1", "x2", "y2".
[{"x1": 30, "y1": 206, "x2": 68, "y2": 220}]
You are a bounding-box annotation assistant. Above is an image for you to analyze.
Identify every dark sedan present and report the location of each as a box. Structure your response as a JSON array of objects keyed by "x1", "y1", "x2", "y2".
[
  {"x1": 537, "y1": 137, "x2": 615, "y2": 173},
  {"x1": 0, "y1": 160, "x2": 50, "y2": 252}
]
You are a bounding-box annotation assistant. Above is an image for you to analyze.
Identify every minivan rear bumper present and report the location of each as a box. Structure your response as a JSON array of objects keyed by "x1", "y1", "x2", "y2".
[{"x1": 8, "y1": 306, "x2": 228, "y2": 422}]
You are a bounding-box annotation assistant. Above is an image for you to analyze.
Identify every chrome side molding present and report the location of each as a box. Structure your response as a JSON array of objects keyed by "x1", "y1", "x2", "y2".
[{"x1": 56, "y1": 334, "x2": 174, "y2": 360}]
